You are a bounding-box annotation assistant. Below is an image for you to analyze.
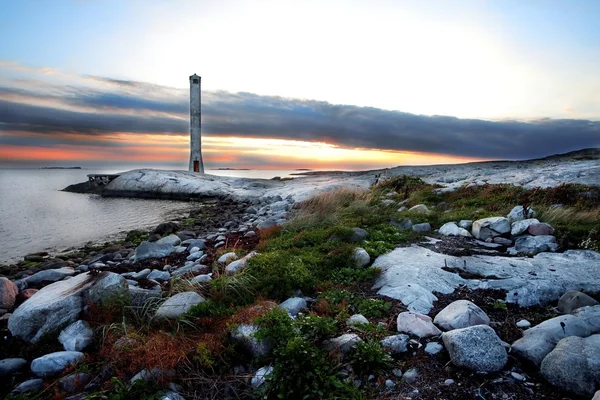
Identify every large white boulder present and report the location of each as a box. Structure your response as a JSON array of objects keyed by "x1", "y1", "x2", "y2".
[
  {"x1": 434, "y1": 300, "x2": 490, "y2": 331},
  {"x1": 439, "y1": 222, "x2": 471, "y2": 237},
  {"x1": 442, "y1": 325, "x2": 507, "y2": 372},
  {"x1": 471, "y1": 217, "x2": 511, "y2": 240}
]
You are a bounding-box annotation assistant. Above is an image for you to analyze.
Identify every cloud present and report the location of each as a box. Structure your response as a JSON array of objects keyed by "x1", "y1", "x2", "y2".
[{"x1": 0, "y1": 63, "x2": 599, "y2": 161}]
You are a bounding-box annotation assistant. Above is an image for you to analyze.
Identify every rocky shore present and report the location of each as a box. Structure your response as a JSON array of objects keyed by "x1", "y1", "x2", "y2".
[{"x1": 1, "y1": 148, "x2": 599, "y2": 399}]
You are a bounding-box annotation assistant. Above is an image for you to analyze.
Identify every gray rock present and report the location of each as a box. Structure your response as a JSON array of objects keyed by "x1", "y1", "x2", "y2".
[
  {"x1": 11, "y1": 378, "x2": 44, "y2": 394},
  {"x1": 279, "y1": 297, "x2": 307, "y2": 316},
  {"x1": 516, "y1": 319, "x2": 531, "y2": 328},
  {"x1": 186, "y1": 250, "x2": 204, "y2": 261},
  {"x1": 511, "y1": 372, "x2": 526, "y2": 381},
  {"x1": 130, "y1": 268, "x2": 151, "y2": 280},
  {"x1": 409, "y1": 204, "x2": 429, "y2": 213},
  {"x1": 160, "y1": 391, "x2": 186, "y2": 400},
  {"x1": 133, "y1": 241, "x2": 176, "y2": 262},
  {"x1": 458, "y1": 220, "x2": 473, "y2": 230},
  {"x1": 397, "y1": 312, "x2": 442, "y2": 337},
  {"x1": 189, "y1": 274, "x2": 212, "y2": 284},
  {"x1": 130, "y1": 368, "x2": 174, "y2": 383},
  {"x1": 251, "y1": 366, "x2": 273, "y2": 388},
  {"x1": 444, "y1": 378, "x2": 455, "y2": 385},
  {"x1": 380, "y1": 334, "x2": 409, "y2": 355},
  {"x1": 350, "y1": 227, "x2": 369, "y2": 242},
  {"x1": 511, "y1": 218, "x2": 540, "y2": 236},
  {"x1": 439, "y1": 222, "x2": 471, "y2": 237},
  {"x1": 391, "y1": 218, "x2": 413, "y2": 231},
  {"x1": 31, "y1": 351, "x2": 84, "y2": 377},
  {"x1": 26, "y1": 267, "x2": 76, "y2": 285},
  {"x1": 433, "y1": 300, "x2": 490, "y2": 331},
  {"x1": 528, "y1": 222, "x2": 555, "y2": 236},
  {"x1": 243, "y1": 231, "x2": 257, "y2": 238},
  {"x1": 381, "y1": 199, "x2": 396, "y2": 206},
  {"x1": 412, "y1": 222, "x2": 431, "y2": 233},
  {"x1": 512, "y1": 305, "x2": 600, "y2": 366},
  {"x1": 392, "y1": 368, "x2": 403, "y2": 377},
  {"x1": 514, "y1": 235, "x2": 558, "y2": 256},
  {"x1": 323, "y1": 333, "x2": 362, "y2": 353},
  {"x1": 442, "y1": 325, "x2": 507, "y2": 372},
  {"x1": 147, "y1": 269, "x2": 170, "y2": 283},
  {"x1": 257, "y1": 219, "x2": 278, "y2": 230},
  {"x1": 507, "y1": 206, "x2": 537, "y2": 223},
  {"x1": 472, "y1": 217, "x2": 511, "y2": 240},
  {"x1": 58, "y1": 320, "x2": 93, "y2": 351},
  {"x1": 231, "y1": 324, "x2": 272, "y2": 357},
  {"x1": 540, "y1": 335, "x2": 600, "y2": 397},
  {"x1": 157, "y1": 234, "x2": 182, "y2": 247},
  {"x1": 385, "y1": 379, "x2": 395, "y2": 389},
  {"x1": 0, "y1": 277, "x2": 19, "y2": 310},
  {"x1": 155, "y1": 292, "x2": 205, "y2": 319},
  {"x1": 593, "y1": 390, "x2": 600, "y2": 400},
  {"x1": 402, "y1": 368, "x2": 419, "y2": 384},
  {"x1": 0, "y1": 358, "x2": 27, "y2": 376},
  {"x1": 217, "y1": 252, "x2": 238, "y2": 264},
  {"x1": 181, "y1": 239, "x2": 206, "y2": 250},
  {"x1": 225, "y1": 251, "x2": 258, "y2": 275},
  {"x1": 172, "y1": 264, "x2": 208, "y2": 277},
  {"x1": 59, "y1": 372, "x2": 92, "y2": 393},
  {"x1": 214, "y1": 241, "x2": 225, "y2": 248},
  {"x1": 129, "y1": 286, "x2": 161, "y2": 307},
  {"x1": 352, "y1": 248, "x2": 371, "y2": 268},
  {"x1": 492, "y1": 237, "x2": 513, "y2": 246},
  {"x1": 424, "y1": 342, "x2": 443, "y2": 355},
  {"x1": 347, "y1": 314, "x2": 369, "y2": 327},
  {"x1": 86, "y1": 272, "x2": 129, "y2": 305},
  {"x1": 216, "y1": 235, "x2": 227, "y2": 242},
  {"x1": 558, "y1": 290, "x2": 599, "y2": 314}
]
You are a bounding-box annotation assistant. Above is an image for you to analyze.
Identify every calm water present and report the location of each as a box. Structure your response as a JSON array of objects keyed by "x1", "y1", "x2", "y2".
[{"x1": 0, "y1": 168, "x2": 299, "y2": 264}]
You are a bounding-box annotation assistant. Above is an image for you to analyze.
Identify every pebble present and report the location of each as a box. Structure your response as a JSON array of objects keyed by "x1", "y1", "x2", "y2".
[
  {"x1": 214, "y1": 241, "x2": 225, "y2": 248},
  {"x1": 511, "y1": 372, "x2": 526, "y2": 381},
  {"x1": 385, "y1": 379, "x2": 395, "y2": 389},
  {"x1": 392, "y1": 368, "x2": 403, "y2": 378},
  {"x1": 444, "y1": 379, "x2": 455, "y2": 385},
  {"x1": 516, "y1": 319, "x2": 531, "y2": 328}
]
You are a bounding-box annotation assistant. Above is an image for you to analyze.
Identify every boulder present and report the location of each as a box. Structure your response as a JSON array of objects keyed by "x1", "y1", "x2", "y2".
[
  {"x1": 412, "y1": 223, "x2": 431, "y2": 233},
  {"x1": 380, "y1": 334, "x2": 409, "y2": 355},
  {"x1": 153, "y1": 222, "x2": 180, "y2": 236},
  {"x1": 558, "y1": 290, "x2": 599, "y2": 314},
  {"x1": 0, "y1": 277, "x2": 19, "y2": 310},
  {"x1": 323, "y1": 333, "x2": 362, "y2": 353},
  {"x1": 181, "y1": 239, "x2": 206, "y2": 250},
  {"x1": 528, "y1": 222, "x2": 556, "y2": 236},
  {"x1": 147, "y1": 269, "x2": 170, "y2": 283},
  {"x1": 11, "y1": 379, "x2": 44, "y2": 394},
  {"x1": 439, "y1": 222, "x2": 471, "y2": 237},
  {"x1": 0, "y1": 358, "x2": 27, "y2": 376},
  {"x1": 510, "y1": 218, "x2": 540, "y2": 236},
  {"x1": 172, "y1": 264, "x2": 208, "y2": 277},
  {"x1": 217, "y1": 252, "x2": 238, "y2": 264},
  {"x1": 279, "y1": 297, "x2": 307, "y2": 316},
  {"x1": 231, "y1": 324, "x2": 272, "y2": 357},
  {"x1": 471, "y1": 217, "x2": 511, "y2": 240},
  {"x1": 507, "y1": 206, "x2": 536, "y2": 223},
  {"x1": 156, "y1": 234, "x2": 182, "y2": 247},
  {"x1": 59, "y1": 372, "x2": 93, "y2": 393},
  {"x1": 129, "y1": 286, "x2": 161, "y2": 308},
  {"x1": 58, "y1": 320, "x2": 94, "y2": 352},
  {"x1": 251, "y1": 366, "x2": 273, "y2": 388},
  {"x1": 25, "y1": 267, "x2": 76, "y2": 286},
  {"x1": 352, "y1": 248, "x2": 371, "y2": 268},
  {"x1": 347, "y1": 314, "x2": 369, "y2": 327},
  {"x1": 424, "y1": 342, "x2": 444, "y2": 354},
  {"x1": 540, "y1": 335, "x2": 600, "y2": 397},
  {"x1": 397, "y1": 312, "x2": 441, "y2": 338},
  {"x1": 514, "y1": 235, "x2": 558, "y2": 256},
  {"x1": 155, "y1": 292, "x2": 205, "y2": 319},
  {"x1": 350, "y1": 227, "x2": 369, "y2": 242},
  {"x1": 458, "y1": 220, "x2": 472, "y2": 230},
  {"x1": 257, "y1": 219, "x2": 278, "y2": 230},
  {"x1": 433, "y1": 300, "x2": 490, "y2": 331},
  {"x1": 408, "y1": 204, "x2": 428, "y2": 213},
  {"x1": 86, "y1": 272, "x2": 129, "y2": 305},
  {"x1": 441, "y1": 325, "x2": 507, "y2": 372},
  {"x1": 189, "y1": 274, "x2": 212, "y2": 284},
  {"x1": 133, "y1": 241, "x2": 176, "y2": 262},
  {"x1": 225, "y1": 251, "x2": 258, "y2": 275},
  {"x1": 31, "y1": 351, "x2": 84, "y2": 377}
]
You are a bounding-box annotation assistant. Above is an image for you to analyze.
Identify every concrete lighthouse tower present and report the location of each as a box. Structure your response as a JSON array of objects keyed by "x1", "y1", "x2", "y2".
[{"x1": 189, "y1": 74, "x2": 204, "y2": 173}]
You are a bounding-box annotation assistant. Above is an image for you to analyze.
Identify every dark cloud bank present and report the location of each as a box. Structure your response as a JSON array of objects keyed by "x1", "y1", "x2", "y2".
[{"x1": 0, "y1": 76, "x2": 598, "y2": 160}]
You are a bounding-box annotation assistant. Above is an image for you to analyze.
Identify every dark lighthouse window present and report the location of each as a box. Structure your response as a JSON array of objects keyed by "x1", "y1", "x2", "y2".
[{"x1": 192, "y1": 79, "x2": 199, "y2": 84}]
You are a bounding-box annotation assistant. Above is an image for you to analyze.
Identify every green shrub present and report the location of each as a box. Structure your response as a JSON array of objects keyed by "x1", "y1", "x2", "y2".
[
  {"x1": 350, "y1": 339, "x2": 392, "y2": 376},
  {"x1": 331, "y1": 267, "x2": 380, "y2": 285},
  {"x1": 185, "y1": 299, "x2": 235, "y2": 319},
  {"x1": 254, "y1": 307, "x2": 297, "y2": 347},
  {"x1": 356, "y1": 298, "x2": 392, "y2": 318},
  {"x1": 295, "y1": 314, "x2": 338, "y2": 342}
]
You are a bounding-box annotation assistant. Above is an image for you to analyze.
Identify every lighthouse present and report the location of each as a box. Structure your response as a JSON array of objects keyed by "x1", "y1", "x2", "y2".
[{"x1": 189, "y1": 74, "x2": 204, "y2": 173}]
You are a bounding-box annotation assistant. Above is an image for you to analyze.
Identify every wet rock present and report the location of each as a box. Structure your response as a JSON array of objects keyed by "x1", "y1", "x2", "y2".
[
  {"x1": 433, "y1": 300, "x2": 490, "y2": 331},
  {"x1": 442, "y1": 325, "x2": 507, "y2": 372},
  {"x1": 279, "y1": 297, "x2": 307, "y2": 316},
  {"x1": 380, "y1": 334, "x2": 409, "y2": 355},
  {"x1": 352, "y1": 248, "x2": 371, "y2": 268},
  {"x1": 0, "y1": 277, "x2": 19, "y2": 310},
  {"x1": 0, "y1": 358, "x2": 27, "y2": 376},
  {"x1": 472, "y1": 217, "x2": 511, "y2": 240},
  {"x1": 397, "y1": 312, "x2": 442, "y2": 338},
  {"x1": 153, "y1": 222, "x2": 180, "y2": 236},
  {"x1": 59, "y1": 320, "x2": 93, "y2": 352},
  {"x1": 558, "y1": 290, "x2": 599, "y2": 314},
  {"x1": 31, "y1": 351, "x2": 84, "y2": 377},
  {"x1": 155, "y1": 292, "x2": 205, "y2": 319}
]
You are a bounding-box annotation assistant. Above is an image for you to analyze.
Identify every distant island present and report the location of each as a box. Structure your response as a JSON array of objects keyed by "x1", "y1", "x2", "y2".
[
  {"x1": 295, "y1": 168, "x2": 312, "y2": 171},
  {"x1": 39, "y1": 167, "x2": 82, "y2": 169},
  {"x1": 212, "y1": 168, "x2": 250, "y2": 171}
]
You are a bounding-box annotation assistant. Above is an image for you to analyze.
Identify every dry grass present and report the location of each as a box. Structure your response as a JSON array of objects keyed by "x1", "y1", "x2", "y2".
[{"x1": 539, "y1": 206, "x2": 600, "y2": 225}]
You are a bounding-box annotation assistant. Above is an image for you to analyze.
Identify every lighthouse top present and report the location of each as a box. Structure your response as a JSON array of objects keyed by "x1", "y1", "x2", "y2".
[{"x1": 190, "y1": 74, "x2": 200, "y2": 84}]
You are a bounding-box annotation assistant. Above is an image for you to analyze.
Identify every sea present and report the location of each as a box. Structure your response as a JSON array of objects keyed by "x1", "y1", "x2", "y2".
[{"x1": 0, "y1": 168, "x2": 301, "y2": 265}]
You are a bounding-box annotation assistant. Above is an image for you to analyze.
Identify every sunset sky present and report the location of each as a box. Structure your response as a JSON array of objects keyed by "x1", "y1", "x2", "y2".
[{"x1": 1, "y1": 0, "x2": 599, "y2": 170}]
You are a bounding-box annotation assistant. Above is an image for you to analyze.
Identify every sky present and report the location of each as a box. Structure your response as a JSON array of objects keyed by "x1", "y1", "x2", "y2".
[{"x1": 0, "y1": 0, "x2": 599, "y2": 170}]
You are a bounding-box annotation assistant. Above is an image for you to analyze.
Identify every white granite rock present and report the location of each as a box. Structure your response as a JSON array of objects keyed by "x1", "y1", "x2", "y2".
[
  {"x1": 471, "y1": 217, "x2": 511, "y2": 240},
  {"x1": 511, "y1": 218, "x2": 540, "y2": 236},
  {"x1": 397, "y1": 312, "x2": 441, "y2": 337},
  {"x1": 279, "y1": 297, "x2": 307, "y2": 316},
  {"x1": 442, "y1": 325, "x2": 507, "y2": 372},
  {"x1": 433, "y1": 300, "x2": 490, "y2": 331},
  {"x1": 507, "y1": 206, "x2": 537, "y2": 223},
  {"x1": 352, "y1": 248, "x2": 371, "y2": 268},
  {"x1": 380, "y1": 334, "x2": 409, "y2": 355},
  {"x1": 439, "y1": 222, "x2": 472, "y2": 237},
  {"x1": 58, "y1": 320, "x2": 93, "y2": 352}
]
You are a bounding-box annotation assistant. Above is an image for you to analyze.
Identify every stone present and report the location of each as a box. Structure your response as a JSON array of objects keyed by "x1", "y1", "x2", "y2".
[
  {"x1": 279, "y1": 297, "x2": 307, "y2": 316},
  {"x1": 59, "y1": 372, "x2": 93, "y2": 393},
  {"x1": 243, "y1": 231, "x2": 256, "y2": 238},
  {"x1": 214, "y1": 241, "x2": 225, "y2": 248},
  {"x1": 397, "y1": 312, "x2": 442, "y2": 338},
  {"x1": 385, "y1": 379, "x2": 395, "y2": 389},
  {"x1": 402, "y1": 368, "x2": 419, "y2": 384},
  {"x1": 0, "y1": 358, "x2": 27, "y2": 376},
  {"x1": 25, "y1": 267, "x2": 76, "y2": 285},
  {"x1": 511, "y1": 218, "x2": 540, "y2": 236},
  {"x1": 471, "y1": 217, "x2": 511, "y2": 240},
  {"x1": 380, "y1": 334, "x2": 409, "y2": 355},
  {"x1": 492, "y1": 237, "x2": 513, "y2": 246},
  {"x1": 514, "y1": 235, "x2": 558, "y2": 256},
  {"x1": 381, "y1": 199, "x2": 396, "y2": 206},
  {"x1": 257, "y1": 219, "x2": 278, "y2": 230},
  {"x1": 391, "y1": 218, "x2": 413, "y2": 230},
  {"x1": 217, "y1": 252, "x2": 238, "y2": 264},
  {"x1": 147, "y1": 269, "x2": 170, "y2": 283},
  {"x1": 511, "y1": 305, "x2": 600, "y2": 366},
  {"x1": 58, "y1": 320, "x2": 93, "y2": 352},
  {"x1": 350, "y1": 227, "x2": 369, "y2": 242},
  {"x1": 130, "y1": 286, "x2": 161, "y2": 307},
  {"x1": 157, "y1": 234, "x2": 182, "y2": 247},
  {"x1": 161, "y1": 391, "x2": 186, "y2": 400},
  {"x1": 130, "y1": 368, "x2": 174, "y2": 383},
  {"x1": 558, "y1": 290, "x2": 599, "y2": 314},
  {"x1": 323, "y1": 333, "x2": 362, "y2": 353},
  {"x1": 507, "y1": 205, "x2": 536, "y2": 223},
  {"x1": 540, "y1": 335, "x2": 600, "y2": 397},
  {"x1": 189, "y1": 274, "x2": 212, "y2": 284},
  {"x1": 0, "y1": 277, "x2": 19, "y2": 310},
  {"x1": 347, "y1": 314, "x2": 369, "y2": 327},
  {"x1": 251, "y1": 366, "x2": 273, "y2": 388},
  {"x1": 186, "y1": 250, "x2": 204, "y2": 261},
  {"x1": 155, "y1": 292, "x2": 205, "y2": 319},
  {"x1": 31, "y1": 351, "x2": 84, "y2": 377},
  {"x1": 225, "y1": 251, "x2": 258, "y2": 275},
  {"x1": 438, "y1": 222, "x2": 471, "y2": 237},
  {"x1": 594, "y1": 390, "x2": 600, "y2": 400},
  {"x1": 11, "y1": 378, "x2": 44, "y2": 394},
  {"x1": 18, "y1": 288, "x2": 38, "y2": 302},
  {"x1": 433, "y1": 300, "x2": 490, "y2": 331},
  {"x1": 409, "y1": 204, "x2": 428, "y2": 213},
  {"x1": 181, "y1": 239, "x2": 206, "y2": 250},
  {"x1": 172, "y1": 264, "x2": 208, "y2": 277},
  {"x1": 444, "y1": 379, "x2": 455, "y2": 385},
  {"x1": 412, "y1": 222, "x2": 431, "y2": 232},
  {"x1": 511, "y1": 372, "x2": 526, "y2": 381},
  {"x1": 458, "y1": 220, "x2": 472, "y2": 230},
  {"x1": 424, "y1": 342, "x2": 443, "y2": 354},
  {"x1": 130, "y1": 268, "x2": 151, "y2": 280},
  {"x1": 392, "y1": 368, "x2": 403, "y2": 377},
  {"x1": 153, "y1": 222, "x2": 180, "y2": 236},
  {"x1": 516, "y1": 319, "x2": 531, "y2": 328},
  {"x1": 86, "y1": 272, "x2": 129, "y2": 305},
  {"x1": 231, "y1": 324, "x2": 272, "y2": 357},
  {"x1": 352, "y1": 248, "x2": 371, "y2": 268},
  {"x1": 442, "y1": 325, "x2": 507, "y2": 372},
  {"x1": 528, "y1": 223, "x2": 555, "y2": 236},
  {"x1": 133, "y1": 241, "x2": 176, "y2": 262}
]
